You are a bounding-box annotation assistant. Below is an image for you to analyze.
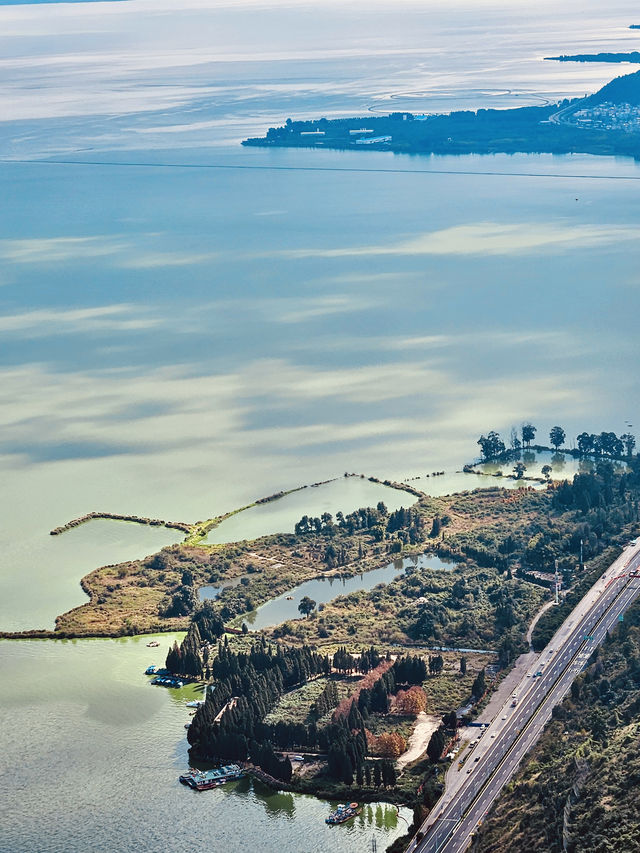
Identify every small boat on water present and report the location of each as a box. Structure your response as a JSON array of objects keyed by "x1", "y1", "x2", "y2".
[
  {"x1": 179, "y1": 764, "x2": 244, "y2": 791},
  {"x1": 185, "y1": 699, "x2": 205, "y2": 708},
  {"x1": 326, "y1": 802, "x2": 361, "y2": 825},
  {"x1": 145, "y1": 665, "x2": 157, "y2": 675},
  {"x1": 146, "y1": 640, "x2": 160, "y2": 647}
]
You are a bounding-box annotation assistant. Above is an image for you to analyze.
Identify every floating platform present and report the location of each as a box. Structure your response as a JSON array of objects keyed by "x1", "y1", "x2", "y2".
[{"x1": 179, "y1": 764, "x2": 244, "y2": 791}]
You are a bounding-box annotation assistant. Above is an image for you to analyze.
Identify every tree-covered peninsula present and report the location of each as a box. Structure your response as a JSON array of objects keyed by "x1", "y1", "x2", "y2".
[
  {"x1": 242, "y1": 71, "x2": 640, "y2": 159},
  {"x1": 155, "y1": 450, "x2": 640, "y2": 836}
]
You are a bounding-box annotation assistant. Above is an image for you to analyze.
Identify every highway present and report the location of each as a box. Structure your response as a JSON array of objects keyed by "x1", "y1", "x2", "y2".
[
  {"x1": 548, "y1": 103, "x2": 580, "y2": 127},
  {"x1": 407, "y1": 541, "x2": 640, "y2": 853}
]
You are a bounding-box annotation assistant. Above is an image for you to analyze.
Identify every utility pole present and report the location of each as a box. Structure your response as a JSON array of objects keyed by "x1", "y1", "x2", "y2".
[
  {"x1": 580, "y1": 539, "x2": 584, "y2": 571},
  {"x1": 555, "y1": 559, "x2": 560, "y2": 605}
]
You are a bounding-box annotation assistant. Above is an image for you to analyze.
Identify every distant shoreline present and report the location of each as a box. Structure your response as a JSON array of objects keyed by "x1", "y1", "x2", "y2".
[
  {"x1": 243, "y1": 70, "x2": 640, "y2": 161},
  {"x1": 545, "y1": 52, "x2": 640, "y2": 64}
]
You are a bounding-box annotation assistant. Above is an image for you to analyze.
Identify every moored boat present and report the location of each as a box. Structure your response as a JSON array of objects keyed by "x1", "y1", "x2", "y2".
[
  {"x1": 151, "y1": 675, "x2": 184, "y2": 688},
  {"x1": 325, "y1": 802, "x2": 361, "y2": 825}
]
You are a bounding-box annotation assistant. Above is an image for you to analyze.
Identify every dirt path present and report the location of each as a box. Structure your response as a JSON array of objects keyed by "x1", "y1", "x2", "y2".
[
  {"x1": 397, "y1": 713, "x2": 441, "y2": 769},
  {"x1": 527, "y1": 599, "x2": 556, "y2": 648}
]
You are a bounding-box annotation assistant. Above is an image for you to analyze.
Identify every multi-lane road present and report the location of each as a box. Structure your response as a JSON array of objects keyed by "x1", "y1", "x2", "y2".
[{"x1": 407, "y1": 541, "x2": 640, "y2": 853}]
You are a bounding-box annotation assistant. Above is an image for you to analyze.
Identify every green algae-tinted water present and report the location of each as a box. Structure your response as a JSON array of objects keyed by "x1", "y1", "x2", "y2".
[{"x1": 205, "y1": 477, "x2": 414, "y2": 544}]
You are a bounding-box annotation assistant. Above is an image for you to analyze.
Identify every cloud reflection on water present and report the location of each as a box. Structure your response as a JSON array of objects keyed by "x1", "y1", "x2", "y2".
[
  {"x1": 272, "y1": 221, "x2": 640, "y2": 259},
  {"x1": 0, "y1": 346, "x2": 592, "y2": 466}
]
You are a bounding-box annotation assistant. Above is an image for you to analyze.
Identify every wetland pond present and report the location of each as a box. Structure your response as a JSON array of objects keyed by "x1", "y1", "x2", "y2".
[
  {"x1": 204, "y1": 477, "x2": 416, "y2": 545},
  {"x1": 240, "y1": 553, "x2": 454, "y2": 631}
]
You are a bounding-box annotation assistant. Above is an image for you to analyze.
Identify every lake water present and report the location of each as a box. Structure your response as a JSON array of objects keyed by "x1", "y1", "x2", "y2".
[
  {"x1": 239, "y1": 552, "x2": 454, "y2": 630},
  {"x1": 2, "y1": 0, "x2": 640, "y2": 850},
  {"x1": 0, "y1": 519, "x2": 183, "y2": 632}
]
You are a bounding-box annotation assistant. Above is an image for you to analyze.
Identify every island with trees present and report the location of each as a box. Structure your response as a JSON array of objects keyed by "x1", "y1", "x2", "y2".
[
  {"x1": 242, "y1": 70, "x2": 640, "y2": 159},
  {"x1": 475, "y1": 423, "x2": 635, "y2": 468}
]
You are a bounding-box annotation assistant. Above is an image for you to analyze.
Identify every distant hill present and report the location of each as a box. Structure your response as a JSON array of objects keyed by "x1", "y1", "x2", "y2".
[{"x1": 588, "y1": 68, "x2": 640, "y2": 105}]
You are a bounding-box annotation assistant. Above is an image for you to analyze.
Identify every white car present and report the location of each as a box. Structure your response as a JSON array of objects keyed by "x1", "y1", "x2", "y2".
[
  {"x1": 501, "y1": 715, "x2": 507, "y2": 720},
  {"x1": 490, "y1": 733, "x2": 497, "y2": 738}
]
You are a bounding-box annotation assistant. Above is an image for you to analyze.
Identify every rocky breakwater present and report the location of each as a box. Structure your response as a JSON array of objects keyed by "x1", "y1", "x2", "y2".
[{"x1": 50, "y1": 511, "x2": 192, "y2": 536}]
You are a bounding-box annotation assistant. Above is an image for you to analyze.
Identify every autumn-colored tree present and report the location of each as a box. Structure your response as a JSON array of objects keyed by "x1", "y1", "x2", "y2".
[
  {"x1": 396, "y1": 685, "x2": 427, "y2": 715},
  {"x1": 376, "y1": 731, "x2": 407, "y2": 758}
]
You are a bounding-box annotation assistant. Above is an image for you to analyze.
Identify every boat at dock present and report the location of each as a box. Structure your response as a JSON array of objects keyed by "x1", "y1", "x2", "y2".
[
  {"x1": 325, "y1": 802, "x2": 361, "y2": 825},
  {"x1": 151, "y1": 675, "x2": 184, "y2": 688},
  {"x1": 145, "y1": 665, "x2": 157, "y2": 675},
  {"x1": 179, "y1": 764, "x2": 244, "y2": 791}
]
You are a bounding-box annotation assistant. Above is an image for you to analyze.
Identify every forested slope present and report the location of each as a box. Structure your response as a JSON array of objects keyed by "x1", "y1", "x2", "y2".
[{"x1": 473, "y1": 600, "x2": 640, "y2": 853}]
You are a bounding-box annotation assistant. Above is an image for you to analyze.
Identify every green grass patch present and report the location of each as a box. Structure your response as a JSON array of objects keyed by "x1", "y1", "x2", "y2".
[{"x1": 365, "y1": 713, "x2": 415, "y2": 741}]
